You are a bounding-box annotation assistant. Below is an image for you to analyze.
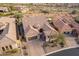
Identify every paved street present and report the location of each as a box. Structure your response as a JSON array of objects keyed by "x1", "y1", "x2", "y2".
[
  {"x1": 47, "y1": 47, "x2": 79, "y2": 56},
  {"x1": 44, "y1": 36, "x2": 79, "y2": 56}
]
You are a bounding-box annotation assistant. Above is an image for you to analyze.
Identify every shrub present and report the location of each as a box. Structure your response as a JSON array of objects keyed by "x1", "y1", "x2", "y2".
[
  {"x1": 74, "y1": 16, "x2": 79, "y2": 23},
  {"x1": 56, "y1": 33, "x2": 65, "y2": 47},
  {"x1": 5, "y1": 49, "x2": 18, "y2": 54},
  {"x1": 40, "y1": 10, "x2": 49, "y2": 14},
  {"x1": 70, "y1": 10, "x2": 77, "y2": 14}
]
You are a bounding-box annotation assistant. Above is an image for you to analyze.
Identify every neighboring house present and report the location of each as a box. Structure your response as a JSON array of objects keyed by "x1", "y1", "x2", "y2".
[
  {"x1": 68, "y1": 21, "x2": 79, "y2": 37},
  {"x1": 53, "y1": 16, "x2": 73, "y2": 34},
  {"x1": 23, "y1": 15, "x2": 58, "y2": 41},
  {"x1": 0, "y1": 17, "x2": 18, "y2": 54},
  {"x1": 58, "y1": 13, "x2": 79, "y2": 36},
  {"x1": 14, "y1": 5, "x2": 29, "y2": 13},
  {"x1": 0, "y1": 7, "x2": 8, "y2": 12}
]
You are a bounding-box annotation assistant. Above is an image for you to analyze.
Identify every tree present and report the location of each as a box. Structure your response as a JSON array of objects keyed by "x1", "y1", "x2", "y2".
[
  {"x1": 14, "y1": 12, "x2": 26, "y2": 41},
  {"x1": 40, "y1": 9, "x2": 49, "y2": 14},
  {"x1": 74, "y1": 16, "x2": 79, "y2": 23},
  {"x1": 8, "y1": 5, "x2": 16, "y2": 12},
  {"x1": 70, "y1": 10, "x2": 77, "y2": 14}
]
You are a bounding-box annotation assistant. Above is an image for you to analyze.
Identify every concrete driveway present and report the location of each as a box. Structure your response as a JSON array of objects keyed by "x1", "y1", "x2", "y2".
[{"x1": 26, "y1": 39, "x2": 45, "y2": 56}]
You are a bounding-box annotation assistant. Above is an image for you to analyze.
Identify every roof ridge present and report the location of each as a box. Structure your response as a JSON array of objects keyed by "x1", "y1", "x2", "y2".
[
  {"x1": 45, "y1": 23, "x2": 54, "y2": 30},
  {"x1": 29, "y1": 25, "x2": 39, "y2": 33}
]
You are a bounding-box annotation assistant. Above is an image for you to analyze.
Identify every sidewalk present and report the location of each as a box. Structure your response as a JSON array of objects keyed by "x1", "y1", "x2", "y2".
[{"x1": 65, "y1": 37, "x2": 78, "y2": 47}]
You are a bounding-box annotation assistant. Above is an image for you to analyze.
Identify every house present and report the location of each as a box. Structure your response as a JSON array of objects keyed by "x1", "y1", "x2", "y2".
[
  {"x1": 0, "y1": 7, "x2": 8, "y2": 12},
  {"x1": 52, "y1": 16, "x2": 73, "y2": 35},
  {"x1": 68, "y1": 20, "x2": 79, "y2": 37},
  {"x1": 23, "y1": 15, "x2": 58, "y2": 41},
  {"x1": 0, "y1": 17, "x2": 18, "y2": 54},
  {"x1": 57, "y1": 13, "x2": 79, "y2": 36}
]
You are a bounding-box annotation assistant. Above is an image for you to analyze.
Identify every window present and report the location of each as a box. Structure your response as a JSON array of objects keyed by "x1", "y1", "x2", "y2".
[
  {"x1": 64, "y1": 32, "x2": 70, "y2": 34},
  {"x1": 2, "y1": 47, "x2": 5, "y2": 51},
  {"x1": 9, "y1": 45, "x2": 12, "y2": 49},
  {"x1": 6, "y1": 46, "x2": 9, "y2": 50},
  {"x1": 64, "y1": 32, "x2": 66, "y2": 34},
  {"x1": 67, "y1": 32, "x2": 70, "y2": 34}
]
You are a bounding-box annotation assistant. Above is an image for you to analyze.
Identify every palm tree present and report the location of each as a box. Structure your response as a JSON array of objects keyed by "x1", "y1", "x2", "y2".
[
  {"x1": 14, "y1": 12, "x2": 26, "y2": 41},
  {"x1": 14, "y1": 12, "x2": 23, "y2": 24},
  {"x1": 14, "y1": 12, "x2": 26, "y2": 55}
]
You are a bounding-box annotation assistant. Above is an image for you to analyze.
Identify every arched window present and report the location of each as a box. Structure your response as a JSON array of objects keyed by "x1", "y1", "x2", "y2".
[
  {"x1": 6, "y1": 46, "x2": 9, "y2": 50},
  {"x1": 2, "y1": 47, "x2": 5, "y2": 51},
  {"x1": 9, "y1": 45, "x2": 12, "y2": 49}
]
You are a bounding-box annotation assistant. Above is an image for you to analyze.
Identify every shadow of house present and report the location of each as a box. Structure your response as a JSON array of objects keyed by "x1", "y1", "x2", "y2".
[
  {"x1": 0, "y1": 23, "x2": 9, "y2": 40},
  {"x1": 0, "y1": 29, "x2": 3, "y2": 34}
]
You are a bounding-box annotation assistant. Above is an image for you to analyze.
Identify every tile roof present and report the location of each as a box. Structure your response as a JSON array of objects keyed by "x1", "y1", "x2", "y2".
[
  {"x1": 42, "y1": 23, "x2": 58, "y2": 36},
  {"x1": 23, "y1": 15, "x2": 48, "y2": 27},
  {"x1": 26, "y1": 25, "x2": 39, "y2": 37},
  {"x1": 53, "y1": 15, "x2": 72, "y2": 32}
]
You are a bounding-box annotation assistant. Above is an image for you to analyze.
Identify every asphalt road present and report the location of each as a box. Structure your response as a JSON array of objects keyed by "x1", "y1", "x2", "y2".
[{"x1": 47, "y1": 47, "x2": 79, "y2": 56}]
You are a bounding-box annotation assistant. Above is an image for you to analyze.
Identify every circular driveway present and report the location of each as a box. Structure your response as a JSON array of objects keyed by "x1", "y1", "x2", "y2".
[{"x1": 47, "y1": 47, "x2": 79, "y2": 56}]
